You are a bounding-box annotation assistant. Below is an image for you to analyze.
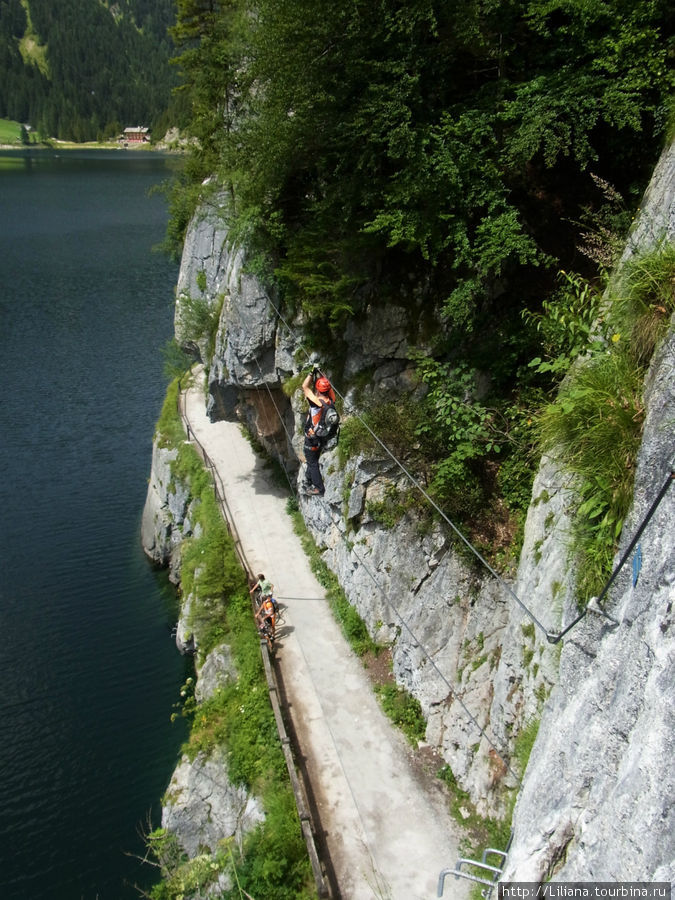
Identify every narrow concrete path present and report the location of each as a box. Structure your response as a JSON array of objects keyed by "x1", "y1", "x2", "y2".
[{"x1": 184, "y1": 374, "x2": 466, "y2": 900}]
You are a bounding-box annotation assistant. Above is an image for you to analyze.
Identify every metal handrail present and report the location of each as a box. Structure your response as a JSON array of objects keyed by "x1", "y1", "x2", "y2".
[
  {"x1": 438, "y1": 829, "x2": 514, "y2": 897},
  {"x1": 482, "y1": 848, "x2": 509, "y2": 866},
  {"x1": 437, "y1": 860, "x2": 502, "y2": 895},
  {"x1": 176, "y1": 373, "x2": 331, "y2": 897}
]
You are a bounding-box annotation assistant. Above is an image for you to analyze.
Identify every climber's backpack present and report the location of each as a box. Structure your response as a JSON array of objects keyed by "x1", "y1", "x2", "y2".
[{"x1": 308, "y1": 399, "x2": 340, "y2": 449}]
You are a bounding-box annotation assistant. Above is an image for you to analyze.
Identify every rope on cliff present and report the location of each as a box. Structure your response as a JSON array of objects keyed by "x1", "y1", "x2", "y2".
[
  {"x1": 251, "y1": 354, "x2": 299, "y2": 498},
  {"x1": 259, "y1": 295, "x2": 554, "y2": 635},
  {"x1": 319, "y1": 494, "x2": 524, "y2": 786},
  {"x1": 552, "y1": 463, "x2": 674, "y2": 642},
  {"x1": 248, "y1": 309, "x2": 521, "y2": 782},
  {"x1": 259, "y1": 293, "x2": 674, "y2": 644}
]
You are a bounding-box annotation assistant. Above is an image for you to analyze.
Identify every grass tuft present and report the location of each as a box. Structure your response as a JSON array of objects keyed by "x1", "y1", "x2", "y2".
[
  {"x1": 614, "y1": 240, "x2": 675, "y2": 365},
  {"x1": 536, "y1": 242, "x2": 674, "y2": 604},
  {"x1": 539, "y1": 349, "x2": 644, "y2": 600},
  {"x1": 373, "y1": 682, "x2": 426, "y2": 745}
]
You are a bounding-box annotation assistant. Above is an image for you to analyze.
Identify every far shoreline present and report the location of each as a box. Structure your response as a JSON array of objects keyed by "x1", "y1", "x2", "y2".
[{"x1": 0, "y1": 140, "x2": 186, "y2": 153}]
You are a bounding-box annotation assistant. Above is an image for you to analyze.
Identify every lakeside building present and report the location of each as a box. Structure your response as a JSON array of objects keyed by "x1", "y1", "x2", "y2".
[{"x1": 120, "y1": 126, "x2": 150, "y2": 144}]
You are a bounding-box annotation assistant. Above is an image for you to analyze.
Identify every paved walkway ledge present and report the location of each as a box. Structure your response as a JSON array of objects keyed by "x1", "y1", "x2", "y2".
[{"x1": 183, "y1": 371, "x2": 466, "y2": 900}]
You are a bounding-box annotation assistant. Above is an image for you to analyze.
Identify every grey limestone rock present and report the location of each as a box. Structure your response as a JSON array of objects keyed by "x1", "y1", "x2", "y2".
[
  {"x1": 162, "y1": 749, "x2": 264, "y2": 858},
  {"x1": 175, "y1": 592, "x2": 197, "y2": 654},
  {"x1": 141, "y1": 441, "x2": 192, "y2": 584},
  {"x1": 152, "y1": 138, "x2": 675, "y2": 884},
  {"x1": 195, "y1": 643, "x2": 237, "y2": 703},
  {"x1": 621, "y1": 137, "x2": 675, "y2": 263},
  {"x1": 293, "y1": 141, "x2": 675, "y2": 847},
  {"x1": 142, "y1": 436, "x2": 264, "y2": 891},
  {"x1": 502, "y1": 139, "x2": 675, "y2": 882}
]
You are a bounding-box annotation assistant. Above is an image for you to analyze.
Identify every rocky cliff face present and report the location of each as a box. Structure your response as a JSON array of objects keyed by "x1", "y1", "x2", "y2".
[
  {"x1": 503, "y1": 327, "x2": 675, "y2": 883},
  {"x1": 148, "y1": 139, "x2": 675, "y2": 883},
  {"x1": 502, "y1": 145, "x2": 675, "y2": 882},
  {"x1": 170, "y1": 199, "x2": 581, "y2": 821},
  {"x1": 141, "y1": 437, "x2": 264, "y2": 876},
  {"x1": 141, "y1": 439, "x2": 198, "y2": 652}
]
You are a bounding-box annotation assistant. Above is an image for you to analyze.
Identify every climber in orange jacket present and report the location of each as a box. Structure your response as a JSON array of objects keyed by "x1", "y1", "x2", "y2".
[{"x1": 301, "y1": 369, "x2": 337, "y2": 496}]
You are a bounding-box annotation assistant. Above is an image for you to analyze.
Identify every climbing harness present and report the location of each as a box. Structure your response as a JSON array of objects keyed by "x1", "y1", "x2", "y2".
[
  {"x1": 248, "y1": 293, "x2": 673, "y2": 788},
  {"x1": 247, "y1": 308, "x2": 521, "y2": 781},
  {"x1": 258, "y1": 292, "x2": 674, "y2": 645}
]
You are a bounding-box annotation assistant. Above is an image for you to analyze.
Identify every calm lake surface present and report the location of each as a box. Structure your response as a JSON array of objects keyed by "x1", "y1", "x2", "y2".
[{"x1": 0, "y1": 150, "x2": 189, "y2": 899}]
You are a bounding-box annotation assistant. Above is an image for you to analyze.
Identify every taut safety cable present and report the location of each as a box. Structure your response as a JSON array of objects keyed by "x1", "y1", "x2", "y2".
[
  {"x1": 260, "y1": 293, "x2": 674, "y2": 644},
  {"x1": 262, "y1": 296, "x2": 550, "y2": 633},
  {"x1": 553, "y1": 461, "x2": 674, "y2": 642},
  {"x1": 242, "y1": 352, "x2": 516, "y2": 773},
  {"x1": 319, "y1": 497, "x2": 523, "y2": 785},
  {"x1": 251, "y1": 353, "x2": 299, "y2": 498},
  {"x1": 253, "y1": 382, "x2": 522, "y2": 781},
  {"x1": 249, "y1": 302, "x2": 520, "y2": 781}
]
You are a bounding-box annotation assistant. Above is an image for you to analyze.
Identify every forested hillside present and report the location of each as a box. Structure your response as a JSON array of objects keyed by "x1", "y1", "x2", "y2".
[
  {"x1": 0, "y1": 0, "x2": 181, "y2": 141},
  {"x1": 170, "y1": 0, "x2": 674, "y2": 596}
]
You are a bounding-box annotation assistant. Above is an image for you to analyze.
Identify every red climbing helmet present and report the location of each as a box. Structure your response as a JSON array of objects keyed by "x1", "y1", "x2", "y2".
[{"x1": 315, "y1": 376, "x2": 331, "y2": 394}]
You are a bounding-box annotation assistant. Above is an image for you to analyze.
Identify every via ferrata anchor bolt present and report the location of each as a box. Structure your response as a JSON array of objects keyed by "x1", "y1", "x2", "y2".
[{"x1": 586, "y1": 596, "x2": 620, "y2": 627}]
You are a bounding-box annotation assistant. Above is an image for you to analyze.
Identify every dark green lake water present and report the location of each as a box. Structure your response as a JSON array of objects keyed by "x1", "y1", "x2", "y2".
[{"x1": 0, "y1": 150, "x2": 189, "y2": 899}]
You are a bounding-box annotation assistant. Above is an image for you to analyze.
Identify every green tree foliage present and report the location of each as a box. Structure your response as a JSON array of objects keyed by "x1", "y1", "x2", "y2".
[
  {"x1": 537, "y1": 242, "x2": 675, "y2": 600},
  {"x1": 524, "y1": 270, "x2": 605, "y2": 376},
  {"x1": 162, "y1": 0, "x2": 247, "y2": 257},
  {"x1": 172, "y1": 0, "x2": 674, "y2": 330},
  {"x1": 170, "y1": 0, "x2": 244, "y2": 179},
  {"x1": 166, "y1": 0, "x2": 672, "y2": 577},
  {"x1": 412, "y1": 356, "x2": 508, "y2": 521},
  {"x1": 0, "y1": 0, "x2": 180, "y2": 141}
]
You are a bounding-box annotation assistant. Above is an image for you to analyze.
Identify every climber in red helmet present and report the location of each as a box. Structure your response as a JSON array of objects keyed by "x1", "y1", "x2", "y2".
[{"x1": 301, "y1": 368, "x2": 337, "y2": 496}]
